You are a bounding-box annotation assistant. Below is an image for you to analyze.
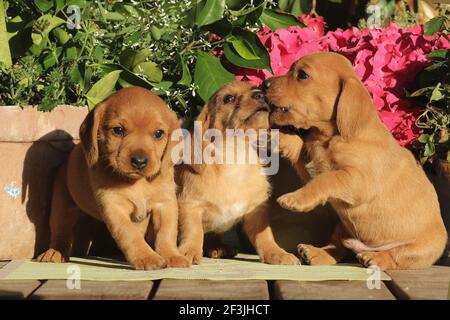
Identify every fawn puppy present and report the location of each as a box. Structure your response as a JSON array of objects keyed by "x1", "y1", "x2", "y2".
[
  {"x1": 176, "y1": 81, "x2": 299, "y2": 266},
  {"x1": 38, "y1": 87, "x2": 189, "y2": 270},
  {"x1": 263, "y1": 52, "x2": 447, "y2": 270}
]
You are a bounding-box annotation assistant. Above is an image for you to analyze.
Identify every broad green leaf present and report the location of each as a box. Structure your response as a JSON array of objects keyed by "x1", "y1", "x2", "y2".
[
  {"x1": 65, "y1": 46, "x2": 78, "y2": 59},
  {"x1": 85, "y1": 70, "x2": 122, "y2": 110},
  {"x1": 0, "y1": 0, "x2": 12, "y2": 67},
  {"x1": 227, "y1": 35, "x2": 260, "y2": 60},
  {"x1": 150, "y1": 26, "x2": 161, "y2": 40},
  {"x1": 424, "y1": 17, "x2": 445, "y2": 36},
  {"x1": 194, "y1": 52, "x2": 235, "y2": 101},
  {"x1": 259, "y1": 9, "x2": 305, "y2": 31},
  {"x1": 132, "y1": 61, "x2": 163, "y2": 83},
  {"x1": 120, "y1": 48, "x2": 151, "y2": 70},
  {"x1": 195, "y1": 0, "x2": 225, "y2": 26},
  {"x1": 418, "y1": 134, "x2": 430, "y2": 143},
  {"x1": 178, "y1": 55, "x2": 192, "y2": 86},
  {"x1": 430, "y1": 83, "x2": 444, "y2": 102},
  {"x1": 31, "y1": 14, "x2": 65, "y2": 45},
  {"x1": 223, "y1": 29, "x2": 271, "y2": 71},
  {"x1": 226, "y1": 0, "x2": 247, "y2": 10},
  {"x1": 424, "y1": 141, "x2": 435, "y2": 157},
  {"x1": 104, "y1": 11, "x2": 125, "y2": 21},
  {"x1": 230, "y1": 0, "x2": 265, "y2": 16},
  {"x1": 42, "y1": 47, "x2": 63, "y2": 69},
  {"x1": 52, "y1": 27, "x2": 70, "y2": 45},
  {"x1": 427, "y1": 49, "x2": 448, "y2": 60},
  {"x1": 151, "y1": 81, "x2": 173, "y2": 96},
  {"x1": 206, "y1": 18, "x2": 232, "y2": 37},
  {"x1": 34, "y1": 0, "x2": 53, "y2": 12},
  {"x1": 447, "y1": 151, "x2": 450, "y2": 162}
]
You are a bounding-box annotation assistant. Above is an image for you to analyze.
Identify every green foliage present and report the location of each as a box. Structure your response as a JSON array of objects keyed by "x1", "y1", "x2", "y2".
[
  {"x1": 0, "y1": 0, "x2": 303, "y2": 114},
  {"x1": 410, "y1": 46, "x2": 450, "y2": 164}
]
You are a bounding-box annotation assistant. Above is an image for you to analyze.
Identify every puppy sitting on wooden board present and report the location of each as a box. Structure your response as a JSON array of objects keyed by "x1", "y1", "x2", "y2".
[
  {"x1": 177, "y1": 81, "x2": 299, "y2": 266},
  {"x1": 38, "y1": 87, "x2": 189, "y2": 270}
]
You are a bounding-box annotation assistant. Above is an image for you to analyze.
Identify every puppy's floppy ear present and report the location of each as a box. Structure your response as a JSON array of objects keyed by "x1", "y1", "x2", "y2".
[
  {"x1": 336, "y1": 77, "x2": 379, "y2": 137},
  {"x1": 79, "y1": 102, "x2": 107, "y2": 168},
  {"x1": 161, "y1": 109, "x2": 181, "y2": 170},
  {"x1": 196, "y1": 103, "x2": 210, "y2": 132}
]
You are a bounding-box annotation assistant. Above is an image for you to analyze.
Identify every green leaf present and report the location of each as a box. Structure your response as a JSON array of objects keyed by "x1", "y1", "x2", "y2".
[
  {"x1": 52, "y1": 27, "x2": 70, "y2": 45},
  {"x1": 424, "y1": 17, "x2": 445, "y2": 36},
  {"x1": 230, "y1": 0, "x2": 265, "y2": 16},
  {"x1": 178, "y1": 55, "x2": 192, "y2": 86},
  {"x1": 427, "y1": 49, "x2": 448, "y2": 60},
  {"x1": 195, "y1": 0, "x2": 226, "y2": 26},
  {"x1": 259, "y1": 9, "x2": 305, "y2": 31},
  {"x1": 424, "y1": 141, "x2": 435, "y2": 157},
  {"x1": 34, "y1": 0, "x2": 53, "y2": 12},
  {"x1": 409, "y1": 87, "x2": 432, "y2": 97},
  {"x1": 150, "y1": 26, "x2": 162, "y2": 40},
  {"x1": 31, "y1": 14, "x2": 65, "y2": 45},
  {"x1": 0, "y1": 0, "x2": 12, "y2": 67},
  {"x1": 430, "y1": 83, "x2": 444, "y2": 102},
  {"x1": 223, "y1": 29, "x2": 271, "y2": 71},
  {"x1": 227, "y1": 35, "x2": 260, "y2": 60},
  {"x1": 151, "y1": 81, "x2": 173, "y2": 96},
  {"x1": 120, "y1": 48, "x2": 151, "y2": 70},
  {"x1": 418, "y1": 134, "x2": 430, "y2": 143},
  {"x1": 85, "y1": 70, "x2": 122, "y2": 110},
  {"x1": 42, "y1": 47, "x2": 63, "y2": 69},
  {"x1": 132, "y1": 61, "x2": 163, "y2": 83},
  {"x1": 226, "y1": 0, "x2": 248, "y2": 10},
  {"x1": 194, "y1": 52, "x2": 235, "y2": 102},
  {"x1": 447, "y1": 151, "x2": 450, "y2": 162},
  {"x1": 205, "y1": 18, "x2": 232, "y2": 37}
]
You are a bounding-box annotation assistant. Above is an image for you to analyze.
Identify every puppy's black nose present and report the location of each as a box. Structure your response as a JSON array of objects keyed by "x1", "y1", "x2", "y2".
[
  {"x1": 262, "y1": 80, "x2": 271, "y2": 90},
  {"x1": 131, "y1": 155, "x2": 148, "y2": 170}
]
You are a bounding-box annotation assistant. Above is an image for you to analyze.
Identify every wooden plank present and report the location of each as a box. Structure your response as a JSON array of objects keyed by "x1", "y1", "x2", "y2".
[
  {"x1": 386, "y1": 266, "x2": 450, "y2": 300},
  {"x1": 273, "y1": 280, "x2": 396, "y2": 300},
  {"x1": 154, "y1": 279, "x2": 269, "y2": 300},
  {"x1": 0, "y1": 281, "x2": 43, "y2": 299},
  {"x1": 30, "y1": 280, "x2": 153, "y2": 300}
]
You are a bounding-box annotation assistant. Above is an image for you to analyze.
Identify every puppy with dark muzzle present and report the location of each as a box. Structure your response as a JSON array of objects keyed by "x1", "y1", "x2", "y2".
[
  {"x1": 38, "y1": 87, "x2": 189, "y2": 270},
  {"x1": 263, "y1": 52, "x2": 447, "y2": 270},
  {"x1": 177, "y1": 81, "x2": 299, "y2": 266}
]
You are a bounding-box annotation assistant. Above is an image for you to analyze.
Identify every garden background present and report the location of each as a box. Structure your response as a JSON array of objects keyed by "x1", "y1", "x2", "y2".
[{"x1": 0, "y1": 0, "x2": 448, "y2": 167}]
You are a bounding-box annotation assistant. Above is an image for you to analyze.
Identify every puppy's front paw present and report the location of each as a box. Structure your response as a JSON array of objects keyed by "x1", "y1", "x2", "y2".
[
  {"x1": 277, "y1": 190, "x2": 321, "y2": 212},
  {"x1": 356, "y1": 251, "x2": 394, "y2": 271},
  {"x1": 165, "y1": 255, "x2": 191, "y2": 268},
  {"x1": 131, "y1": 253, "x2": 166, "y2": 270},
  {"x1": 179, "y1": 244, "x2": 203, "y2": 265},
  {"x1": 262, "y1": 250, "x2": 300, "y2": 265},
  {"x1": 297, "y1": 244, "x2": 337, "y2": 265},
  {"x1": 37, "y1": 248, "x2": 67, "y2": 263}
]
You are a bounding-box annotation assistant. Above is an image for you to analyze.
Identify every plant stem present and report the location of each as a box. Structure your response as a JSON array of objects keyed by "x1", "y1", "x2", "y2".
[{"x1": 0, "y1": 0, "x2": 12, "y2": 68}]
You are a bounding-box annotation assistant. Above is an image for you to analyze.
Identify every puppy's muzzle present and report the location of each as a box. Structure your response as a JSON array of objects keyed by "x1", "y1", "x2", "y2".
[{"x1": 131, "y1": 155, "x2": 148, "y2": 170}]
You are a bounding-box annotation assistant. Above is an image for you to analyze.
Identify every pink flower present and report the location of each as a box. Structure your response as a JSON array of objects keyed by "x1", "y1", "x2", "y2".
[{"x1": 231, "y1": 18, "x2": 449, "y2": 146}]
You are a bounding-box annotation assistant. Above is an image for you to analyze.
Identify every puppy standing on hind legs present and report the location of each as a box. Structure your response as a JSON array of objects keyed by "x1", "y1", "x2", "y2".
[
  {"x1": 38, "y1": 87, "x2": 189, "y2": 270},
  {"x1": 264, "y1": 52, "x2": 447, "y2": 270},
  {"x1": 176, "y1": 81, "x2": 299, "y2": 266}
]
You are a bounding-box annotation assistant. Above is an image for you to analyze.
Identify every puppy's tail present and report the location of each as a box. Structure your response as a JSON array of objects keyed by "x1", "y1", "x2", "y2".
[{"x1": 342, "y1": 238, "x2": 413, "y2": 254}]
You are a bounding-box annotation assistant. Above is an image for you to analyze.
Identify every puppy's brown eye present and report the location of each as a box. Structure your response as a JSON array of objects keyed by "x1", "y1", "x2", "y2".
[
  {"x1": 297, "y1": 70, "x2": 309, "y2": 80},
  {"x1": 223, "y1": 94, "x2": 235, "y2": 104},
  {"x1": 153, "y1": 129, "x2": 165, "y2": 139},
  {"x1": 112, "y1": 126, "x2": 125, "y2": 136}
]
